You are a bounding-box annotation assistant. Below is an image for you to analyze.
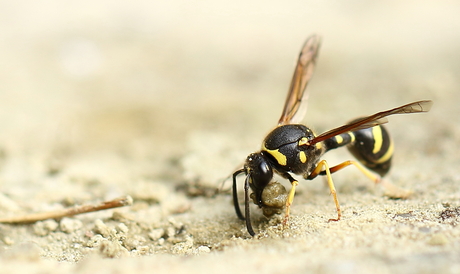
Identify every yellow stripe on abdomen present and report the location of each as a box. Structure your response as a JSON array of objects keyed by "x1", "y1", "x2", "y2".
[
  {"x1": 335, "y1": 135, "x2": 343, "y2": 144},
  {"x1": 375, "y1": 139, "x2": 393, "y2": 164},
  {"x1": 372, "y1": 126, "x2": 383, "y2": 154}
]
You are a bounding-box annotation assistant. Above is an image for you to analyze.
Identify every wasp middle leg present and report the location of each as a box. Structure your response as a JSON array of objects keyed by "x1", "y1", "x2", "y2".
[{"x1": 306, "y1": 159, "x2": 341, "y2": 222}]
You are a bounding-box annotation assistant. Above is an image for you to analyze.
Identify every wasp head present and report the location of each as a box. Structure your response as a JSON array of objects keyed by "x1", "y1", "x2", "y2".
[{"x1": 244, "y1": 152, "x2": 274, "y2": 206}]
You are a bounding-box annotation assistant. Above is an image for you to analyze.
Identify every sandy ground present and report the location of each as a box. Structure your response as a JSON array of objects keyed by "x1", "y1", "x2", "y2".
[{"x1": 1, "y1": 1, "x2": 460, "y2": 273}]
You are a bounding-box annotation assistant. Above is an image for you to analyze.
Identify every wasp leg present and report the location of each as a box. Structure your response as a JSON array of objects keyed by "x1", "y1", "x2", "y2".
[
  {"x1": 244, "y1": 174, "x2": 256, "y2": 236},
  {"x1": 281, "y1": 173, "x2": 299, "y2": 225},
  {"x1": 319, "y1": 160, "x2": 381, "y2": 184},
  {"x1": 307, "y1": 160, "x2": 341, "y2": 222},
  {"x1": 322, "y1": 160, "x2": 413, "y2": 199},
  {"x1": 232, "y1": 169, "x2": 246, "y2": 220}
]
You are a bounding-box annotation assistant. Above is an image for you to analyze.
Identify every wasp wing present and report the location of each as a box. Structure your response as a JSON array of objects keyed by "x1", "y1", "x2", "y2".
[
  {"x1": 278, "y1": 35, "x2": 322, "y2": 125},
  {"x1": 308, "y1": 100, "x2": 433, "y2": 145}
]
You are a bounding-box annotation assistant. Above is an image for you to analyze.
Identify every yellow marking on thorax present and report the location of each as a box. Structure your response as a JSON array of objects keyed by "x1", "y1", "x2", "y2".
[
  {"x1": 372, "y1": 126, "x2": 383, "y2": 154},
  {"x1": 299, "y1": 137, "x2": 321, "y2": 150},
  {"x1": 298, "y1": 137, "x2": 309, "y2": 146},
  {"x1": 299, "y1": 151, "x2": 307, "y2": 163},
  {"x1": 263, "y1": 146, "x2": 287, "y2": 166},
  {"x1": 375, "y1": 139, "x2": 394, "y2": 164}
]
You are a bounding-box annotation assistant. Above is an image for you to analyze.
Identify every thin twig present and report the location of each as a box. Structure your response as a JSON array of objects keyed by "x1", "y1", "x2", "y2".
[{"x1": 0, "y1": 195, "x2": 133, "y2": 224}]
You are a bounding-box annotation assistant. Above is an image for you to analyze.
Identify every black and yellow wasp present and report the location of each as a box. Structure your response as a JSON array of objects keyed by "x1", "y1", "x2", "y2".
[{"x1": 232, "y1": 34, "x2": 433, "y2": 236}]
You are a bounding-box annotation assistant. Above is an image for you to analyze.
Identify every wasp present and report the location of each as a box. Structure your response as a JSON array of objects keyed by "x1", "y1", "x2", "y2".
[{"x1": 232, "y1": 34, "x2": 433, "y2": 236}]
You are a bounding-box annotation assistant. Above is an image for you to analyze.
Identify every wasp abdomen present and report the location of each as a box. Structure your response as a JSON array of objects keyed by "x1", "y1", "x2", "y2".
[
  {"x1": 347, "y1": 125, "x2": 393, "y2": 177},
  {"x1": 324, "y1": 125, "x2": 393, "y2": 177}
]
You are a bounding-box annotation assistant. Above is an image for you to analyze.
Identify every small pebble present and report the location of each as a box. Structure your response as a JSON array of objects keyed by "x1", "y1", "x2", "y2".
[
  {"x1": 116, "y1": 223, "x2": 129, "y2": 234},
  {"x1": 148, "y1": 228, "x2": 165, "y2": 241},
  {"x1": 60, "y1": 218, "x2": 83, "y2": 233},
  {"x1": 196, "y1": 246, "x2": 210, "y2": 254},
  {"x1": 33, "y1": 220, "x2": 58, "y2": 236}
]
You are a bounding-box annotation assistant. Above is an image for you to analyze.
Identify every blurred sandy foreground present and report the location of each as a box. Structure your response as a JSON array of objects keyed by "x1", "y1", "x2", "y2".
[{"x1": 0, "y1": 1, "x2": 460, "y2": 274}]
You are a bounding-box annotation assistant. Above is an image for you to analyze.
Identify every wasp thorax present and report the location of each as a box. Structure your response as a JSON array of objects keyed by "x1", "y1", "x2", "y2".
[{"x1": 263, "y1": 124, "x2": 314, "y2": 150}]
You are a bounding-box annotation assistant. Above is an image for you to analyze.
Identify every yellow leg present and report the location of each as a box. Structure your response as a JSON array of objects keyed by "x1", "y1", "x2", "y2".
[
  {"x1": 283, "y1": 160, "x2": 379, "y2": 224},
  {"x1": 327, "y1": 160, "x2": 381, "y2": 184},
  {"x1": 309, "y1": 160, "x2": 341, "y2": 222},
  {"x1": 284, "y1": 179, "x2": 299, "y2": 225}
]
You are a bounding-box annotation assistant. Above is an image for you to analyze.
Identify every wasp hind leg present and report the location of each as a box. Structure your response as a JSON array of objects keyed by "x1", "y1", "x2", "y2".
[
  {"x1": 320, "y1": 160, "x2": 381, "y2": 184},
  {"x1": 308, "y1": 159, "x2": 387, "y2": 221}
]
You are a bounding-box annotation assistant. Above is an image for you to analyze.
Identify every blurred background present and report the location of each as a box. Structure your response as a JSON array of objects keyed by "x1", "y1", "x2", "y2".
[
  {"x1": 0, "y1": 0, "x2": 458, "y2": 191},
  {"x1": 1, "y1": 1, "x2": 460, "y2": 267}
]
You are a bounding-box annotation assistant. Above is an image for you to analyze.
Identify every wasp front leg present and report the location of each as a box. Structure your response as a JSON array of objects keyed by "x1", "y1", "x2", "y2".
[{"x1": 278, "y1": 173, "x2": 299, "y2": 225}]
